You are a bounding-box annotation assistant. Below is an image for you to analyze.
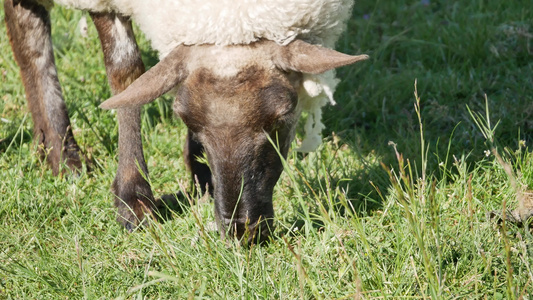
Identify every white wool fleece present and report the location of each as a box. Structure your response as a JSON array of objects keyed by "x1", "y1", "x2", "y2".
[{"x1": 54, "y1": 0, "x2": 355, "y2": 152}]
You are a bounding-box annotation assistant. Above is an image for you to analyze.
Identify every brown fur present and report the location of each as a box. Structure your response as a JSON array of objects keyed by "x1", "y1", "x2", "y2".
[
  {"x1": 90, "y1": 12, "x2": 145, "y2": 93},
  {"x1": 4, "y1": 0, "x2": 82, "y2": 175},
  {"x1": 174, "y1": 63, "x2": 300, "y2": 243},
  {"x1": 90, "y1": 12, "x2": 155, "y2": 230}
]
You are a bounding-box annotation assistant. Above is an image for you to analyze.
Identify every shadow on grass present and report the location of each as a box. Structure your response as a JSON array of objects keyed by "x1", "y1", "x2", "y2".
[
  {"x1": 154, "y1": 192, "x2": 194, "y2": 222},
  {"x1": 277, "y1": 148, "x2": 388, "y2": 239},
  {"x1": 0, "y1": 128, "x2": 32, "y2": 154},
  {"x1": 292, "y1": 0, "x2": 533, "y2": 230}
]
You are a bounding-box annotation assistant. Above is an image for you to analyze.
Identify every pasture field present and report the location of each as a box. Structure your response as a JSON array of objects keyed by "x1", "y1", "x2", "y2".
[{"x1": 1, "y1": 0, "x2": 532, "y2": 298}]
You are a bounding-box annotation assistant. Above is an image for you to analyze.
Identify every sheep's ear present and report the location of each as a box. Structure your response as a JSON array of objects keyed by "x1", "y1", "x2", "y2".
[
  {"x1": 273, "y1": 40, "x2": 369, "y2": 74},
  {"x1": 100, "y1": 46, "x2": 190, "y2": 110}
]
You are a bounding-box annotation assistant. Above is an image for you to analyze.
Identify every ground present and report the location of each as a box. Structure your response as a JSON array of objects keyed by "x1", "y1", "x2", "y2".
[{"x1": 0, "y1": 1, "x2": 532, "y2": 298}]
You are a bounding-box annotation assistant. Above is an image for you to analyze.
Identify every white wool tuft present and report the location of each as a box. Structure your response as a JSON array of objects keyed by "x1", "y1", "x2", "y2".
[
  {"x1": 54, "y1": 0, "x2": 355, "y2": 151},
  {"x1": 297, "y1": 71, "x2": 340, "y2": 152}
]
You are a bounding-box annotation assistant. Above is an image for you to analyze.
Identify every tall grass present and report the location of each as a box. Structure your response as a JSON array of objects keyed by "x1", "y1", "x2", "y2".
[{"x1": 1, "y1": 0, "x2": 532, "y2": 298}]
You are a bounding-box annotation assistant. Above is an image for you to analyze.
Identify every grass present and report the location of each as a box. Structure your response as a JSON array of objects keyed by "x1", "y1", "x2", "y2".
[{"x1": 1, "y1": 0, "x2": 532, "y2": 298}]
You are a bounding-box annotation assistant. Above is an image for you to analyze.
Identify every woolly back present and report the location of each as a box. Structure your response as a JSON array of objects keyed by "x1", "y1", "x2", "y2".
[{"x1": 54, "y1": 0, "x2": 354, "y2": 57}]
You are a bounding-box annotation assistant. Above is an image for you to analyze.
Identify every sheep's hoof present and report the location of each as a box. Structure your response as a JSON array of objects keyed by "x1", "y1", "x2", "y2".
[
  {"x1": 116, "y1": 199, "x2": 155, "y2": 232},
  {"x1": 124, "y1": 222, "x2": 136, "y2": 233},
  {"x1": 113, "y1": 178, "x2": 156, "y2": 231},
  {"x1": 114, "y1": 187, "x2": 206, "y2": 230},
  {"x1": 116, "y1": 192, "x2": 192, "y2": 230},
  {"x1": 46, "y1": 143, "x2": 88, "y2": 176},
  {"x1": 63, "y1": 151, "x2": 93, "y2": 176}
]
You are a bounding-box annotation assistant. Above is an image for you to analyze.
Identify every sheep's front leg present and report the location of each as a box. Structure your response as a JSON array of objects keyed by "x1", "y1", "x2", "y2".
[
  {"x1": 4, "y1": 0, "x2": 83, "y2": 175},
  {"x1": 112, "y1": 106, "x2": 154, "y2": 230},
  {"x1": 91, "y1": 12, "x2": 154, "y2": 230}
]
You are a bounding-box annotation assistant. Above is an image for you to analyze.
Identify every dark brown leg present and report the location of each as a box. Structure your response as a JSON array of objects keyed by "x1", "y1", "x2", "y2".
[
  {"x1": 184, "y1": 129, "x2": 213, "y2": 196},
  {"x1": 4, "y1": 0, "x2": 83, "y2": 175},
  {"x1": 90, "y1": 12, "x2": 154, "y2": 230}
]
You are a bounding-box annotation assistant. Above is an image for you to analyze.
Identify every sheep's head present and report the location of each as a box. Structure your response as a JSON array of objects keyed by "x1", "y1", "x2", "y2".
[{"x1": 101, "y1": 40, "x2": 368, "y2": 243}]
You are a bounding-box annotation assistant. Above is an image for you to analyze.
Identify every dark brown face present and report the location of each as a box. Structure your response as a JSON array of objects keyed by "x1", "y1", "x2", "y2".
[
  {"x1": 99, "y1": 39, "x2": 368, "y2": 243},
  {"x1": 174, "y1": 61, "x2": 300, "y2": 243}
]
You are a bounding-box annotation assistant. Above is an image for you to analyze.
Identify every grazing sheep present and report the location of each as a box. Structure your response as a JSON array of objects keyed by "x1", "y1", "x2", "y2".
[{"x1": 4, "y1": 0, "x2": 368, "y2": 243}]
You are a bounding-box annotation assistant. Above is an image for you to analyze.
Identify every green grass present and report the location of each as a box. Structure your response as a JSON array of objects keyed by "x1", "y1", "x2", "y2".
[{"x1": 1, "y1": 1, "x2": 532, "y2": 298}]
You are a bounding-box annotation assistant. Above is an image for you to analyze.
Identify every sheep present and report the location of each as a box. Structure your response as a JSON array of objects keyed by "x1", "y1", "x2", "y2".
[{"x1": 4, "y1": 0, "x2": 368, "y2": 243}]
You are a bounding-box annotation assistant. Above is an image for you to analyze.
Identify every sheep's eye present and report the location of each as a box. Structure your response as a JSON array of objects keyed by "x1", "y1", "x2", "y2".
[{"x1": 259, "y1": 84, "x2": 297, "y2": 119}]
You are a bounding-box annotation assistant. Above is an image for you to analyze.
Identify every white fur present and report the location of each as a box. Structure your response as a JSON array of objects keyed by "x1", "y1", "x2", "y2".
[
  {"x1": 53, "y1": 0, "x2": 355, "y2": 151},
  {"x1": 109, "y1": 17, "x2": 136, "y2": 64},
  {"x1": 54, "y1": 0, "x2": 352, "y2": 52},
  {"x1": 297, "y1": 71, "x2": 340, "y2": 152}
]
